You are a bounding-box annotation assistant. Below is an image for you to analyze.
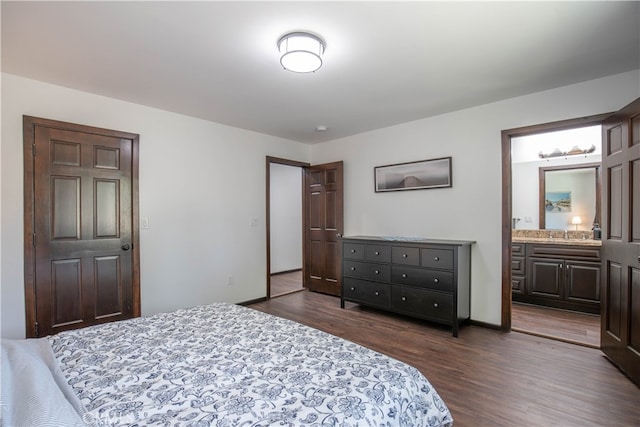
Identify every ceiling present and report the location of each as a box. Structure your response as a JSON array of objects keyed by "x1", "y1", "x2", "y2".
[{"x1": 2, "y1": 1, "x2": 639, "y2": 144}]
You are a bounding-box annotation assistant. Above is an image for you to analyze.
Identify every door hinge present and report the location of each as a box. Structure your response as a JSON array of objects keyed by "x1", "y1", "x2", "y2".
[
  {"x1": 33, "y1": 233, "x2": 36, "y2": 246},
  {"x1": 32, "y1": 144, "x2": 36, "y2": 157},
  {"x1": 34, "y1": 321, "x2": 39, "y2": 338}
]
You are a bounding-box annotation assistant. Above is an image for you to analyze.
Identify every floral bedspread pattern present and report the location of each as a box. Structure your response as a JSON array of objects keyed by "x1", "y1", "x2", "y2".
[{"x1": 49, "y1": 303, "x2": 453, "y2": 427}]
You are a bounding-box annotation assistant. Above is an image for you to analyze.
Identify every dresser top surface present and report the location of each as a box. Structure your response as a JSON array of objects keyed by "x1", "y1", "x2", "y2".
[{"x1": 342, "y1": 235, "x2": 476, "y2": 246}]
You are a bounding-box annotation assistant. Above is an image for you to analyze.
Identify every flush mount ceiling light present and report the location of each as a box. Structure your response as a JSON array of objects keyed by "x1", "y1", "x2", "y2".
[{"x1": 278, "y1": 31, "x2": 325, "y2": 73}]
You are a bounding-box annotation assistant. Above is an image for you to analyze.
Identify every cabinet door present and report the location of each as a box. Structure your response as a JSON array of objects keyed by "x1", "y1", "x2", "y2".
[
  {"x1": 566, "y1": 260, "x2": 600, "y2": 303},
  {"x1": 528, "y1": 257, "x2": 563, "y2": 299}
]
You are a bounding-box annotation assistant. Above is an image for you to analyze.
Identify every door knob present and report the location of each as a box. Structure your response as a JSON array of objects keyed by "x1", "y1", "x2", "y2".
[{"x1": 121, "y1": 243, "x2": 131, "y2": 251}]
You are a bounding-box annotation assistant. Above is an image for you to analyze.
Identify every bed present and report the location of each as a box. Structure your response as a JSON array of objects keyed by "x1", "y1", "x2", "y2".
[{"x1": 1, "y1": 303, "x2": 453, "y2": 426}]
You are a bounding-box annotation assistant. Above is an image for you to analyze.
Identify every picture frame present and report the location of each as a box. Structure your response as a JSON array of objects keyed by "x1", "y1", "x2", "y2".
[
  {"x1": 374, "y1": 157, "x2": 452, "y2": 192},
  {"x1": 544, "y1": 191, "x2": 572, "y2": 212}
]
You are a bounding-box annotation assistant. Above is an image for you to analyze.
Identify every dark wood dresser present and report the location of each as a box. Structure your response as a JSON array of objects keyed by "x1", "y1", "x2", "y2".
[{"x1": 340, "y1": 236, "x2": 475, "y2": 337}]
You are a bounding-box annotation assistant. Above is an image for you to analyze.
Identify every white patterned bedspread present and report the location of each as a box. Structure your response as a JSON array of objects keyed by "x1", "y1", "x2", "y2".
[{"x1": 49, "y1": 303, "x2": 453, "y2": 427}]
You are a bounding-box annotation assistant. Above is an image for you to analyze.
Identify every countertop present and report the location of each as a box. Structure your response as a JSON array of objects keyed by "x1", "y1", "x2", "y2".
[
  {"x1": 512, "y1": 236, "x2": 601, "y2": 247},
  {"x1": 342, "y1": 235, "x2": 476, "y2": 246}
]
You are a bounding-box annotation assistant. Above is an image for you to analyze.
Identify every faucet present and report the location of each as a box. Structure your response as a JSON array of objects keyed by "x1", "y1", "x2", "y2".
[{"x1": 564, "y1": 229, "x2": 568, "y2": 240}]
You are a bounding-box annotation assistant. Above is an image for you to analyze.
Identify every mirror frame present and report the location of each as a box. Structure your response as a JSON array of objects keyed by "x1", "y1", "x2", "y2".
[{"x1": 538, "y1": 162, "x2": 601, "y2": 229}]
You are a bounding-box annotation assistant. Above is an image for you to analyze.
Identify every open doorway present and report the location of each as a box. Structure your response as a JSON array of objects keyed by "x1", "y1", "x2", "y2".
[
  {"x1": 266, "y1": 157, "x2": 308, "y2": 298},
  {"x1": 502, "y1": 115, "x2": 609, "y2": 348},
  {"x1": 266, "y1": 156, "x2": 345, "y2": 299}
]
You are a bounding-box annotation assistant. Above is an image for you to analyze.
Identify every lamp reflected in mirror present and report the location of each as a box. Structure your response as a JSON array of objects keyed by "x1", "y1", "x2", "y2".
[{"x1": 571, "y1": 215, "x2": 582, "y2": 230}]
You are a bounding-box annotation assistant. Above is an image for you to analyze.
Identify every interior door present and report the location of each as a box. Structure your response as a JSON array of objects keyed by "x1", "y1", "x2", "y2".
[
  {"x1": 304, "y1": 161, "x2": 344, "y2": 296},
  {"x1": 600, "y1": 98, "x2": 640, "y2": 385},
  {"x1": 24, "y1": 116, "x2": 140, "y2": 337}
]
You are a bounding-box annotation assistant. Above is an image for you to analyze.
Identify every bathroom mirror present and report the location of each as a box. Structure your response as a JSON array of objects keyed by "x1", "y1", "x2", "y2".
[{"x1": 539, "y1": 163, "x2": 600, "y2": 230}]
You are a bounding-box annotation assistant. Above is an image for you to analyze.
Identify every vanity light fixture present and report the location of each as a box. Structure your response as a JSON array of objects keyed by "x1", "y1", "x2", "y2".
[
  {"x1": 538, "y1": 144, "x2": 596, "y2": 159},
  {"x1": 278, "y1": 31, "x2": 325, "y2": 73},
  {"x1": 571, "y1": 215, "x2": 582, "y2": 230}
]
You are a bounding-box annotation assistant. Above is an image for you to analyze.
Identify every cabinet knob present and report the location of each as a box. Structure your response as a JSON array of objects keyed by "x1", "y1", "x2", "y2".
[
  {"x1": 350, "y1": 267, "x2": 356, "y2": 271},
  {"x1": 433, "y1": 303, "x2": 439, "y2": 308},
  {"x1": 434, "y1": 256, "x2": 439, "y2": 261},
  {"x1": 375, "y1": 251, "x2": 380, "y2": 255},
  {"x1": 374, "y1": 270, "x2": 380, "y2": 274},
  {"x1": 401, "y1": 296, "x2": 407, "y2": 301},
  {"x1": 351, "y1": 249, "x2": 356, "y2": 253},
  {"x1": 375, "y1": 291, "x2": 379, "y2": 296},
  {"x1": 350, "y1": 287, "x2": 355, "y2": 291},
  {"x1": 402, "y1": 254, "x2": 408, "y2": 258},
  {"x1": 402, "y1": 273, "x2": 407, "y2": 278},
  {"x1": 434, "y1": 278, "x2": 439, "y2": 283}
]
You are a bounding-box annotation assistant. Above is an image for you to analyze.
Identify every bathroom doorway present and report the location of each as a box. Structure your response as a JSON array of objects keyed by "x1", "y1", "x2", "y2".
[{"x1": 506, "y1": 120, "x2": 604, "y2": 348}]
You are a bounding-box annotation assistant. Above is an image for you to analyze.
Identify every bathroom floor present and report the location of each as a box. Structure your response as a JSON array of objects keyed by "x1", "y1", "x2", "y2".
[{"x1": 512, "y1": 302, "x2": 600, "y2": 348}]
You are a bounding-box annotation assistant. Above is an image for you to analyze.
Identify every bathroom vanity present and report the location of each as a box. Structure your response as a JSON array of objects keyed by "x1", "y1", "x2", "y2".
[{"x1": 512, "y1": 235, "x2": 601, "y2": 314}]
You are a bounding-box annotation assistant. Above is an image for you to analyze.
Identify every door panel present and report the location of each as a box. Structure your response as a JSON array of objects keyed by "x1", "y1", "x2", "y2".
[
  {"x1": 601, "y1": 98, "x2": 640, "y2": 386},
  {"x1": 304, "y1": 161, "x2": 344, "y2": 296},
  {"x1": 24, "y1": 116, "x2": 139, "y2": 337}
]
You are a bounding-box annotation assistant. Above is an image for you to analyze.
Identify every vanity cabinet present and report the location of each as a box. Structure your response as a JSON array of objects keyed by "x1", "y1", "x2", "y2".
[
  {"x1": 512, "y1": 242, "x2": 600, "y2": 314},
  {"x1": 511, "y1": 242, "x2": 526, "y2": 295},
  {"x1": 341, "y1": 236, "x2": 474, "y2": 337}
]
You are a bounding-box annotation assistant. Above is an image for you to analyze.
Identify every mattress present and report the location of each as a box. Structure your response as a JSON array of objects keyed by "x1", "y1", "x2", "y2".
[{"x1": 3, "y1": 303, "x2": 453, "y2": 426}]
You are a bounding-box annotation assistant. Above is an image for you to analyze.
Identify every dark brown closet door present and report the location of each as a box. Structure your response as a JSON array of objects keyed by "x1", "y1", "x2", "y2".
[
  {"x1": 24, "y1": 116, "x2": 140, "y2": 337},
  {"x1": 600, "y1": 98, "x2": 640, "y2": 385},
  {"x1": 304, "y1": 161, "x2": 344, "y2": 296}
]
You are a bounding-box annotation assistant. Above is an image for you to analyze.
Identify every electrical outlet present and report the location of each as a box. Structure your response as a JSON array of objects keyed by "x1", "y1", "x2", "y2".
[
  {"x1": 141, "y1": 217, "x2": 149, "y2": 229},
  {"x1": 226, "y1": 275, "x2": 233, "y2": 286}
]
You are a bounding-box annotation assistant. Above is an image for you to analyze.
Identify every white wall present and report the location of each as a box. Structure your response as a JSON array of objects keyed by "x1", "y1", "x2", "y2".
[
  {"x1": 269, "y1": 163, "x2": 302, "y2": 273},
  {"x1": 310, "y1": 70, "x2": 640, "y2": 326},
  {"x1": 1, "y1": 73, "x2": 310, "y2": 339}
]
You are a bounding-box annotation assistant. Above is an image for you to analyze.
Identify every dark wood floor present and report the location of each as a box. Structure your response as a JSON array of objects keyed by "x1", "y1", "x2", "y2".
[
  {"x1": 249, "y1": 290, "x2": 639, "y2": 427},
  {"x1": 270, "y1": 270, "x2": 303, "y2": 297},
  {"x1": 512, "y1": 302, "x2": 600, "y2": 348}
]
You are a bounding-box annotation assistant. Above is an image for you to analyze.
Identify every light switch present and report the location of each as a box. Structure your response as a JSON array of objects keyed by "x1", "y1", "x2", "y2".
[
  {"x1": 250, "y1": 217, "x2": 259, "y2": 227},
  {"x1": 141, "y1": 217, "x2": 149, "y2": 229}
]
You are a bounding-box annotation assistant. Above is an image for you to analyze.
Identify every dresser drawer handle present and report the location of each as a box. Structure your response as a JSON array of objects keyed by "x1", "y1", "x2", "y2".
[
  {"x1": 401, "y1": 296, "x2": 407, "y2": 301},
  {"x1": 375, "y1": 291, "x2": 379, "y2": 296},
  {"x1": 402, "y1": 254, "x2": 408, "y2": 258},
  {"x1": 350, "y1": 287, "x2": 355, "y2": 291},
  {"x1": 433, "y1": 302, "x2": 439, "y2": 308},
  {"x1": 402, "y1": 273, "x2": 407, "y2": 278},
  {"x1": 434, "y1": 256, "x2": 439, "y2": 261},
  {"x1": 350, "y1": 267, "x2": 356, "y2": 271},
  {"x1": 351, "y1": 249, "x2": 356, "y2": 253},
  {"x1": 374, "y1": 251, "x2": 380, "y2": 255},
  {"x1": 374, "y1": 270, "x2": 380, "y2": 274},
  {"x1": 434, "y1": 278, "x2": 439, "y2": 283}
]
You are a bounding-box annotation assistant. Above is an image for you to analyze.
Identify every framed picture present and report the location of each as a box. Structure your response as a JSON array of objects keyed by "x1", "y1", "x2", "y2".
[
  {"x1": 545, "y1": 191, "x2": 572, "y2": 212},
  {"x1": 374, "y1": 157, "x2": 452, "y2": 192}
]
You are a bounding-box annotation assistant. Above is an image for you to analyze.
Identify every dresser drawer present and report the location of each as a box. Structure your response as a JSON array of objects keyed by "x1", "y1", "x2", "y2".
[
  {"x1": 391, "y1": 266, "x2": 453, "y2": 292},
  {"x1": 344, "y1": 260, "x2": 391, "y2": 281},
  {"x1": 392, "y1": 246, "x2": 420, "y2": 265},
  {"x1": 364, "y1": 244, "x2": 391, "y2": 262},
  {"x1": 344, "y1": 243, "x2": 365, "y2": 260},
  {"x1": 421, "y1": 248, "x2": 454, "y2": 270},
  {"x1": 512, "y1": 242, "x2": 525, "y2": 256},
  {"x1": 343, "y1": 278, "x2": 391, "y2": 308},
  {"x1": 391, "y1": 287, "x2": 453, "y2": 323},
  {"x1": 512, "y1": 256, "x2": 526, "y2": 275}
]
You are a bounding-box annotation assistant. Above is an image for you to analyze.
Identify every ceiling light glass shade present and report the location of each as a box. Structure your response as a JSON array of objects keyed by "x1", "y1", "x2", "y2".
[{"x1": 278, "y1": 32, "x2": 325, "y2": 73}]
